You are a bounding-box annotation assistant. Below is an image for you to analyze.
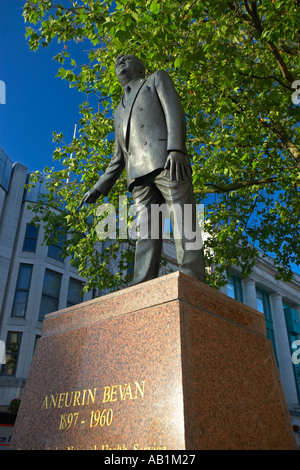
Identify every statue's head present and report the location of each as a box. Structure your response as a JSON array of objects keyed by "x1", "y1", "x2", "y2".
[{"x1": 115, "y1": 54, "x2": 145, "y2": 87}]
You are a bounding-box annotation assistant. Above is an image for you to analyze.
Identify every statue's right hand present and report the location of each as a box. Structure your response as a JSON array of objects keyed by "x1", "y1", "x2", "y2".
[{"x1": 79, "y1": 188, "x2": 101, "y2": 208}]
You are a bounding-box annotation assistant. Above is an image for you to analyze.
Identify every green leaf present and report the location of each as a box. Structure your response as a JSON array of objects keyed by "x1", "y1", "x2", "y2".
[{"x1": 149, "y1": 0, "x2": 160, "y2": 14}]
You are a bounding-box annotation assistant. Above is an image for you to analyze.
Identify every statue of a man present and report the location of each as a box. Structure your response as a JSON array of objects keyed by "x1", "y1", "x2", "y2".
[{"x1": 80, "y1": 54, "x2": 206, "y2": 285}]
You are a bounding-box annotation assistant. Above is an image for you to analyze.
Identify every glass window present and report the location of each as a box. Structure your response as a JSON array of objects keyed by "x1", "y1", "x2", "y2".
[
  {"x1": 11, "y1": 264, "x2": 33, "y2": 317},
  {"x1": 42, "y1": 270, "x2": 62, "y2": 297},
  {"x1": 0, "y1": 332, "x2": 22, "y2": 376},
  {"x1": 0, "y1": 147, "x2": 13, "y2": 191},
  {"x1": 227, "y1": 277, "x2": 235, "y2": 299},
  {"x1": 39, "y1": 269, "x2": 62, "y2": 321},
  {"x1": 67, "y1": 278, "x2": 84, "y2": 307},
  {"x1": 23, "y1": 224, "x2": 39, "y2": 252},
  {"x1": 284, "y1": 306, "x2": 300, "y2": 402},
  {"x1": 227, "y1": 275, "x2": 243, "y2": 302},
  {"x1": 47, "y1": 229, "x2": 65, "y2": 261},
  {"x1": 256, "y1": 291, "x2": 264, "y2": 313},
  {"x1": 256, "y1": 288, "x2": 278, "y2": 362},
  {"x1": 256, "y1": 289, "x2": 272, "y2": 323}
]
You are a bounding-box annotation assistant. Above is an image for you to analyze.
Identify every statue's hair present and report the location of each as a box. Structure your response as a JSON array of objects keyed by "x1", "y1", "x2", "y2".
[{"x1": 135, "y1": 56, "x2": 146, "y2": 77}]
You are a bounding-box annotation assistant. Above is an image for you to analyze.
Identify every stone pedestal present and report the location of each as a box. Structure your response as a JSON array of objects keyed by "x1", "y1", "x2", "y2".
[{"x1": 10, "y1": 272, "x2": 297, "y2": 450}]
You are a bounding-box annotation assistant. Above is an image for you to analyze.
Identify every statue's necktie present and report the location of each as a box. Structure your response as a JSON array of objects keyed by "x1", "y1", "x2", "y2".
[{"x1": 123, "y1": 85, "x2": 131, "y2": 106}]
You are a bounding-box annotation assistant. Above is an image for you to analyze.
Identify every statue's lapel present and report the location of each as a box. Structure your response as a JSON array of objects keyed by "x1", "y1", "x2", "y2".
[{"x1": 122, "y1": 78, "x2": 146, "y2": 148}]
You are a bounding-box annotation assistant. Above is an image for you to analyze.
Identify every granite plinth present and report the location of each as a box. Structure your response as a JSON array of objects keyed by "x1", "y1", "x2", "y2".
[{"x1": 10, "y1": 272, "x2": 297, "y2": 450}]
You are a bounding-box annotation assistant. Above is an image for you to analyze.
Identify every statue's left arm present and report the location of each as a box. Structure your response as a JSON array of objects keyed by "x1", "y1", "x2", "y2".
[
  {"x1": 155, "y1": 70, "x2": 191, "y2": 181},
  {"x1": 155, "y1": 70, "x2": 187, "y2": 155}
]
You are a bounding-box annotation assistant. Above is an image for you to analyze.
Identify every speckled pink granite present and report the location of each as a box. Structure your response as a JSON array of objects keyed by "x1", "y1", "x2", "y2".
[{"x1": 10, "y1": 272, "x2": 297, "y2": 450}]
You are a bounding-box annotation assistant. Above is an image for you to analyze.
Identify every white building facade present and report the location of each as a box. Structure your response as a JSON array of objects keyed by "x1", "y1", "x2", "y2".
[
  {"x1": 0, "y1": 147, "x2": 299, "y2": 447},
  {"x1": 0, "y1": 149, "x2": 94, "y2": 414}
]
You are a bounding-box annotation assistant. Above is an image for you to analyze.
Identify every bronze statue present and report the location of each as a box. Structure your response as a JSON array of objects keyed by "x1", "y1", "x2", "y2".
[{"x1": 80, "y1": 54, "x2": 206, "y2": 285}]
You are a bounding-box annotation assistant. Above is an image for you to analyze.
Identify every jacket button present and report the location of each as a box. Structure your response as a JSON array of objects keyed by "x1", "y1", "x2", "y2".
[
  {"x1": 139, "y1": 107, "x2": 143, "y2": 111},
  {"x1": 144, "y1": 141, "x2": 147, "y2": 145},
  {"x1": 140, "y1": 123, "x2": 144, "y2": 128}
]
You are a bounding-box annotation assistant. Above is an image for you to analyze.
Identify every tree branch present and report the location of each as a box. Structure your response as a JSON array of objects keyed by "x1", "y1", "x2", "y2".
[
  {"x1": 243, "y1": 0, "x2": 296, "y2": 84},
  {"x1": 260, "y1": 119, "x2": 300, "y2": 166},
  {"x1": 237, "y1": 70, "x2": 293, "y2": 90},
  {"x1": 197, "y1": 176, "x2": 281, "y2": 194},
  {"x1": 266, "y1": 41, "x2": 296, "y2": 84}
]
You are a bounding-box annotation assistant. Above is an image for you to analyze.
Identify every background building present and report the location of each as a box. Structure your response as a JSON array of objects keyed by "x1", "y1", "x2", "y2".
[
  {"x1": 0, "y1": 147, "x2": 299, "y2": 447},
  {"x1": 0, "y1": 148, "x2": 94, "y2": 419}
]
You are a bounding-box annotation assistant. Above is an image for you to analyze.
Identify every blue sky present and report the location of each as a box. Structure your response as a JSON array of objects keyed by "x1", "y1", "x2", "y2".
[{"x1": 0, "y1": 0, "x2": 85, "y2": 172}]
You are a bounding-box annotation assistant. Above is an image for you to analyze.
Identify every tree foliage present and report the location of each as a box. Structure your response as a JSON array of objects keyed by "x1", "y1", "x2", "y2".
[{"x1": 23, "y1": 0, "x2": 300, "y2": 291}]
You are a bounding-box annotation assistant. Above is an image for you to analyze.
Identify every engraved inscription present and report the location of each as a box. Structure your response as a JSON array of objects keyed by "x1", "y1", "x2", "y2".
[
  {"x1": 102, "y1": 381, "x2": 145, "y2": 403},
  {"x1": 36, "y1": 379, "x2": 168, "y2": 450},
  {"x1": 40, "y1": 380, "x2": 145, "y2": 434},
  {"x1": 41, "y1": 388, "x2": 97, "y2": 410},
  {"x1": 90, "y1": 409, "x2": 113, "y2": 427}
]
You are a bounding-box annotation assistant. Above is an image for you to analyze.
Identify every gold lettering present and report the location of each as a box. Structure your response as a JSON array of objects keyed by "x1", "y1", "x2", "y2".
[
  {"x1": 73, "y1": 391, "x2": 81, "y2": 406},
  {"x1": 81, "y1": 389, "x2": 87, "y2": 405},
  {"x1": 50, "y1": 394, "x2": 58, "y2": 408},
  {"x1": 41, "y1": 396, "x2": 48, "y2": 410},
  {"x1": 64, "y1": 391, "x2": 74, "y2": 407},
  {"x1": 118, "y1": 384, "x2": 127, "y2": 401},
  {"x1": 102, "y1": 381, "x2": 145, "y2": 403},
  {"x1": 110, "y1": 385, "x2": 118, "y2": 402},
  {"x1": 87, "y1": 388, "x2": 97, "y2": 405},
  {"x1": 57, "y1": 393, "x2": 65, "y2": 408},
  {"x1": 41, "y1": 381, "x2": 144, "y2": 411},
  {"x1": 122, "y1": 383, "x2": 133, "y2": 401},
  {"x1": 134, "y1": 380, "x2": 145, "y2": 399},
  {"x1": 102, "y1": 386, "x2": 111, "y2": 403}
]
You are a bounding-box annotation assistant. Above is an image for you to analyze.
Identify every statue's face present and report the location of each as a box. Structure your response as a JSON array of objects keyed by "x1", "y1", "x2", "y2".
[{"x1": 115, "y1": 55, "x2": 144, "y2": 86}]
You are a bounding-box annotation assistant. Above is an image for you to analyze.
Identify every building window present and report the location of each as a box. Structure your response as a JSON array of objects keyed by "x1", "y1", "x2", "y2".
[
  {"x1": 0, "y1": 147, "x2": 13, "y2": 191},
  {"x1": 47, "y1": 229, "x2": 65, "y2": 261},
  {"x1": 227, "y1": 274, "x2": 243, "y2": 302},
  {"x1": 0, "y1": 332, "x2": 22, "y2": 376},
  {"x1": 67, "y1": 278, "x2": 84, "y2": 307},
  {"x1": 256, "y1": 289, "x2": 272, "y2": 320},
  {"x1": 11, "y1": 264, "x2": 33, "y2": 318},
  {"x1": 39, "y1": 269, "x2": 62, "y2": 321},
  {"x1": 22, "y1": 223, "x2": 39, "y2": 252},
  {"x1": 256, "y1": 288, "x2": 278, "y2": 360},
  {"x1": 284, "y1": 306, "x2": 300, "y2": 402}
]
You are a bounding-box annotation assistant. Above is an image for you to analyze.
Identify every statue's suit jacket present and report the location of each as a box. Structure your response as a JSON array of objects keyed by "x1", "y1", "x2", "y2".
[{"x1": 93, "y1": 70, "x2": 189, "y2": 195}]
